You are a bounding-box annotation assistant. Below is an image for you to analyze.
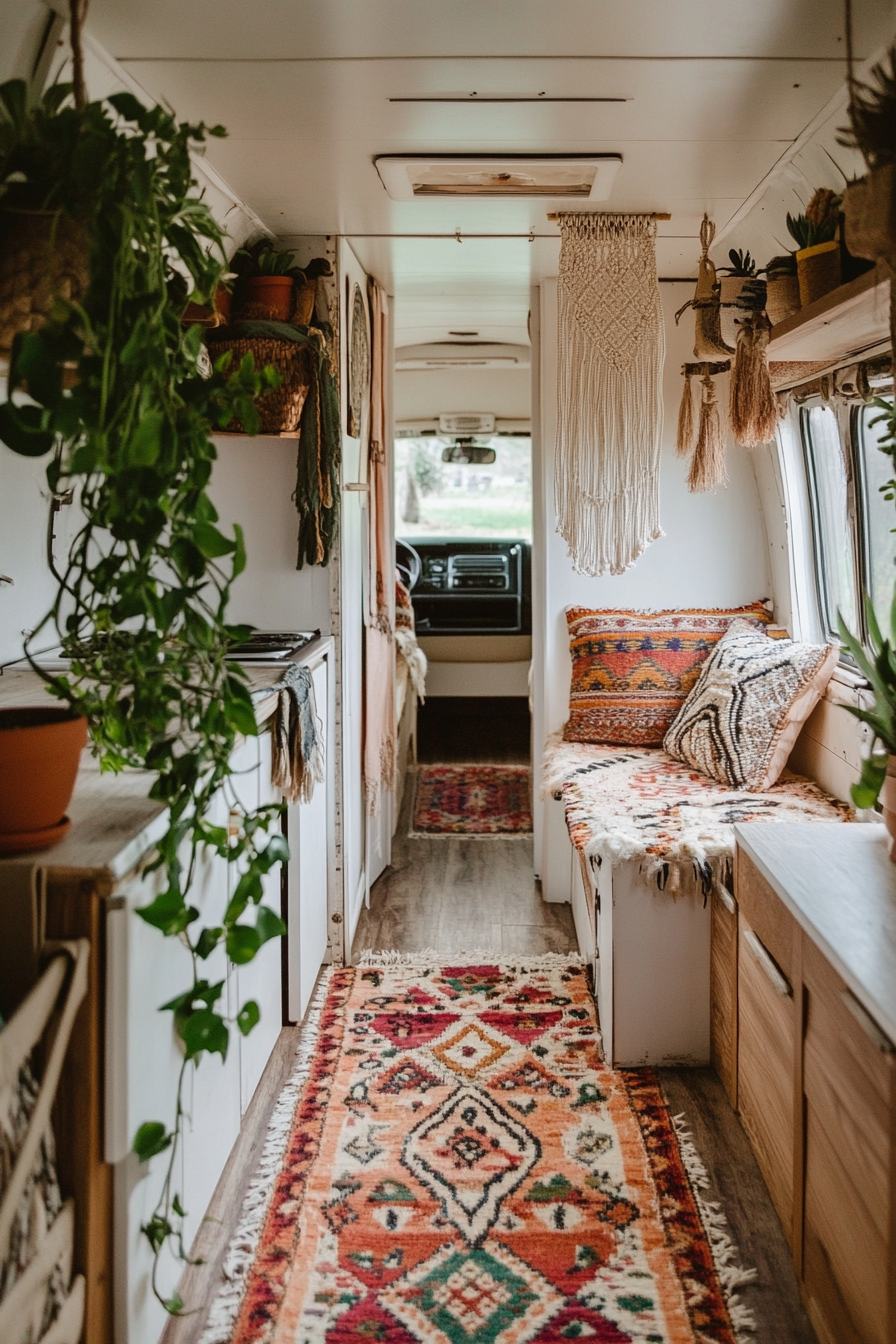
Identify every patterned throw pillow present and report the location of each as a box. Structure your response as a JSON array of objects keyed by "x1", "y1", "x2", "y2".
[
  {"x1": 663, "y1": 619, "x2": 839, "y2": 791},
  {"x1": 563, "y1": 603, "x2": 775, "y2": 747}
]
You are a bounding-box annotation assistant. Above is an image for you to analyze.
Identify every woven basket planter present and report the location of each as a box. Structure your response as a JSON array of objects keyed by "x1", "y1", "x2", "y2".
[
  {"x1": 213, "y1": 337, "x2": 312, "y2": 434},
  {"x1": 844, "y1": 166, "x2": 896, "y2": 269},
  {"x1": 766, "y1": 274, "x2": 801, "y2": 326},
  {"x1": 796, "y1": 241, "x2": 841, "y2": 307},
  {"x1": 0, "y1": 210, "x2": 90, "y2": 356}
]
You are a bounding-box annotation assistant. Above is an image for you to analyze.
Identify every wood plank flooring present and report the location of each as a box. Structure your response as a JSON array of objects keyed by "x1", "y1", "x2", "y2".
[{"x1": 354, "y1": 695, "x2": 818, "y2": 1343}]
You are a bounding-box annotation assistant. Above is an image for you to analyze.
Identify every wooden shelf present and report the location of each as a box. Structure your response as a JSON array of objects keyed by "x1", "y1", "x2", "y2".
[{"x1": 768, "y1": 263, "x2": 891, "y2": 363}]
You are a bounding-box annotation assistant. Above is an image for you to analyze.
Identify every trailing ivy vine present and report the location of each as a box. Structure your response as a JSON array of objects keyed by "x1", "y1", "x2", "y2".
[{"x1": 0, "y1": 81, "x2": 287, "y2": 1312}]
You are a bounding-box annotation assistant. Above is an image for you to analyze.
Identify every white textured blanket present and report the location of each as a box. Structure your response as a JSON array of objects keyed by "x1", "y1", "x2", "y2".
[{"x1": 542, "y1": 734, "x2": 851, "y2": 888}]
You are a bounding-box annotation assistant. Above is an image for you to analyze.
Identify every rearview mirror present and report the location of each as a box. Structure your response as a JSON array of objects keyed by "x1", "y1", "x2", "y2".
[{"x1": 441, "y1": 442, "x2": 496, "y2": 465}]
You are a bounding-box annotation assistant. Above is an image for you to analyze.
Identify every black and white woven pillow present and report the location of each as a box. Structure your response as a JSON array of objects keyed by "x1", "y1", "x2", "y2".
[{"x1": 663, "y1": 619, "x2": 838, "y2": 791}]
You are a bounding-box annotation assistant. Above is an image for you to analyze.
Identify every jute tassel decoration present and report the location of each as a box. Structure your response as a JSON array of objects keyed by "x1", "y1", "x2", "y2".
[
  {"x1": 689, "y1": 371, "x2": 728, "y2": 492},
  {"x1": 556, "y1": 212, "x2": 665, "y2": 576},
  {"x1": 729, "y1": 310, "x2": 778, "y2": 446},
  {"x1": 676, "y1": 369, "x2": 696, "y2": 457}
]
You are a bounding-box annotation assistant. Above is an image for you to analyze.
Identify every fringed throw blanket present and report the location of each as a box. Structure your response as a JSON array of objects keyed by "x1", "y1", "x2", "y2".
[
  {"x1": 556, "y1": 213, "x2": 665, "y2": 576},
  {"x1": 255, "y1": 663, "x2": 325, "y2": 804},
  {"x1": 542, "y1": 736, "x2": 850, "y2": 890}
]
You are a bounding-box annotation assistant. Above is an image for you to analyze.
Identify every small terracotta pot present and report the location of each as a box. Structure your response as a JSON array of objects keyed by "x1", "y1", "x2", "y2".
[
  {"x1": 0, "y1": 708, "x2": 87, "y2": 851},
  {"x1": 880, "y1": 757, "x2": 896, "y2": 863},
  {"x1": 766, "y1": 274, "x2": 801, "y2": 326},
  {"x1": 796, "y1": 240, "x2": 841, "y2": 307},
  {"x1": 238, "y1": 275, "x2": 294, "y2": 322}
]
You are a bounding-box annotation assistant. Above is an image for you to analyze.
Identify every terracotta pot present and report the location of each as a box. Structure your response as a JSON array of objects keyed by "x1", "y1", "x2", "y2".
[
  {"x1": 844, "y1": 166, "x2": 896, "y2": 268},
  {"x1": 796, "y1": 240, "x2": 841, "y2": 307},
  {"x1": 881, "y1": 757, "x2": 896, "y2": 863},
  {"x1": 766, "y1": 274, "x2": 801, "y2": 326},
  {"x1": 0, "y1": 708, "x2": 87, "y2": 852},
  {"x1": 237, "y1": 275, "x2": 294, "y2": 322}
]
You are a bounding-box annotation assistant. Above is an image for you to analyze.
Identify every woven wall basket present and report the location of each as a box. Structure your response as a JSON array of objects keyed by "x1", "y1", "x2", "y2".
[
  {"x1": 213, "y1": 338, "x2": 312, "y2": 434},
  {"x1": 796, "y1": 241, "x2": 841, "y2": 307},
  {"x1": 0, "y1": 210, "x2": 90, "y2": 356}
]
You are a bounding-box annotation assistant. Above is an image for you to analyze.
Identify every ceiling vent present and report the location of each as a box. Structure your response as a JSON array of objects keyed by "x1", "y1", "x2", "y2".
[
  {"x1": 439, "y1": 412, "x2": 496, "y2": 434},
  {"x1": 395, "y1": 343, "x2": 531, "y2": 371},
  {"x1": 375, "y1": 155, "x2": 621, "y2": 202}
]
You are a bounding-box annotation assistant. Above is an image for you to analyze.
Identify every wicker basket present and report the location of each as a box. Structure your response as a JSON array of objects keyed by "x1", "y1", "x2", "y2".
[
  {"x1": 766, "y1": 274, "x2": 801, "y2": 326},
  {"x1": 844, "y1": 166, "x2": 896, "y2": 268},
  {"x1": 213, "y1": 337, "x2": 312, "y2": 434},
  {"x1": 796, "y1": 241, "x2": 841, "y2": 307},
  {"x1": 0, "y1": 210, "x2": 90, "y2": 355}
]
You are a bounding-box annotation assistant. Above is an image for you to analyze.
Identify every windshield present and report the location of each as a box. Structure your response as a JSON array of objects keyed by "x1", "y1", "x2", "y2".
[{"x1": 394, "y1": 435, "x2": 532, "y2": 540}]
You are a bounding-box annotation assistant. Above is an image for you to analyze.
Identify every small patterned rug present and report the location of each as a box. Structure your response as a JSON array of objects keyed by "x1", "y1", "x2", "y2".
[
  {"x1": 201, "y1": 955, "x2": 755, "y2": 1344},
  {"x1": 412, "y1": 765, "x2": 533, "y2": 837}
]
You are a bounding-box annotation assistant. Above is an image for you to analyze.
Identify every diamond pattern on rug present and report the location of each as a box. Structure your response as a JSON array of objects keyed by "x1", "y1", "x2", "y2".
[
  {"x1": 401, "y1": 1086, "x2": 540, "y2": 1243},
  {"x1": 411, "y1": 765, "x2": 532, "y2": 835},
  {"x1": 207, "y1": 960, "x2": 749, "y2": 1344}
]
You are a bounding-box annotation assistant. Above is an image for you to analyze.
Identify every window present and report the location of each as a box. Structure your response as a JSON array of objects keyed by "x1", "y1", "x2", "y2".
[
  {"x1": 800, "y1": 404, "x2": 858, "y2": 640},
  {"x1": 800, "y1": 392, "x2": 895, "y2": 649},
  {"x1": 857, "y1": 398, "x2": 896, "y2": 638},
  {"x1": 395, "y1": 435, "x2": 532, "y2": 540}
]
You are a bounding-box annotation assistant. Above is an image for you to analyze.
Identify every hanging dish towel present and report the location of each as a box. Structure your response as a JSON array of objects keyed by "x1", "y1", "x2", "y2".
[{"x1": 253, "y1": 663, "x2": 325, "y2": 804}]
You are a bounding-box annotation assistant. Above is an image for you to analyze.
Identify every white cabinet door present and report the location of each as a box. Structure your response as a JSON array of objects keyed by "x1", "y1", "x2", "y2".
[{"x1": 287, "y1": 657, "x2": 330, "y2": 1022}]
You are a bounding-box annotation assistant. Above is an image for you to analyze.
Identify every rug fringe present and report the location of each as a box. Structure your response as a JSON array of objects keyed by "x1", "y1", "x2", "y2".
[
  {"x1": 199, "y1": 967, "x2": 335, "y2": 1344},
  {"x1": 672, "y1": 1113, "x2": 758, "y2": 1341},
  {"x1": 354, "y1": 947, "x2": 584, "y2": 968}
]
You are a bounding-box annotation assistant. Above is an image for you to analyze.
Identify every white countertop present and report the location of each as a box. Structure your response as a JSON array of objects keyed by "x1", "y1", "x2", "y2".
[
  {"x1": 0, "y1": 638, "x2": 333, "y2": 881},
  {"x1": 735, "y1": 821, "x2": 896, "y2": 1046}
]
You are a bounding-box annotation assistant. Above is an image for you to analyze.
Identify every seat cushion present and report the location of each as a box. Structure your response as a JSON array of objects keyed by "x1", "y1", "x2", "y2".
[
  {"x1": 663, "y1": 619, "x2": 839, "y2": 790},
  {"x1": 563, "y1": 602, "x2": 775, "y2": 746}
]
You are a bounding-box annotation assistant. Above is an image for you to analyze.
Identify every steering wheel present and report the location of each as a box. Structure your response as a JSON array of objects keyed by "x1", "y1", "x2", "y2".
[{"x1": 395, "y1": 538, "x2": 422, "y2": 592}]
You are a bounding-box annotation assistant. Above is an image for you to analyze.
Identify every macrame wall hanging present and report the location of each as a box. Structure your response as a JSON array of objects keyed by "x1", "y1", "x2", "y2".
[
  {"x1": 674, "y1": 215, "x2": 777, "y2": 492},
  {"x1": 556, "y1": 212, "x2": 665, "y2": 576}
]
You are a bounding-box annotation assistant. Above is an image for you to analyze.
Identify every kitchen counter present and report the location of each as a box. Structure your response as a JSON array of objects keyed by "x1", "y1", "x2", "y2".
[
  {"x1": 735, "y1": 820, "x2": 896, "y2": 1045},
  {"x1": 0, "y1": 637, "x2": 333, "y2": 878}
]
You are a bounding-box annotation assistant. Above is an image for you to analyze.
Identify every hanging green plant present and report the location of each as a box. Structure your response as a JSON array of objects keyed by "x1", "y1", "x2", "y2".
[{"x1": 0, "y1": 76, "x2": 286, "y2": 1313}]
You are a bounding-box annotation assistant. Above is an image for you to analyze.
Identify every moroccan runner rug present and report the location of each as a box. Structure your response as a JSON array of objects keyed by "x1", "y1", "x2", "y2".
[
  {"x1": 201, "y1": 954, "x2": 755, "y2": 1344},
  {"x1": 411, "y1": 765, "x2": 533, "y2": 837}
]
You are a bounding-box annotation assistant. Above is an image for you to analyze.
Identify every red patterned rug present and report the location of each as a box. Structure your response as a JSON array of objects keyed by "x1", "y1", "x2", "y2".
[
  {"x1": 201, "y1": 955, "x2": 755, "y2": 1344},
  {"x1": 411, "y1": 766, "x2": 533, "y2": 836}
]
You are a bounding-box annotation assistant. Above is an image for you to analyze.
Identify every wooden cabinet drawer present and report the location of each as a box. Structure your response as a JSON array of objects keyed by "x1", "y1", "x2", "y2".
[
  {"x1": 710, "y1": 880, "x2": 737, "y2": 1108},
  {"x1": 801, "y1": 936, "x2": 895, "y2": 1344},
  {"x1": 735, "y1": 847, "x2": 796, "y2": 981},
  {"x1": 736, "y1": 910, "x2": 796, "y2": 1243}
]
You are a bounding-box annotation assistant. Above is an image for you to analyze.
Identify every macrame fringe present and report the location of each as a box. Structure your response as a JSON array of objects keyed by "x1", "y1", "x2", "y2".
[
  {"x1": 556, "y1": 213, "x2": 665, "y2": 576},
  {"x1": 675, "y1": 371, "x2": 695, "y2": 457},
  {"x1": 729, "y1": 312, "x2": 778, "y2": 447},
  {"x1": 199, "y1": 968, "x2": 334, "y2": 1344},
  {"x1": 354, "y1": 948, "x2": 584, "y2": 968},
  {"x1": 673, "y1": 1114, "x2": 758, "y2": 1342},
  {"x1": 688, "y1": 373, "x2": 728, "y2": 492}
]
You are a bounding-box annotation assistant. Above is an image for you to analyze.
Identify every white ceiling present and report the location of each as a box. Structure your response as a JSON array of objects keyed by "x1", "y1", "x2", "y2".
[{"x1": 81, "y1": 0, "x2": 895, "y2": 345}]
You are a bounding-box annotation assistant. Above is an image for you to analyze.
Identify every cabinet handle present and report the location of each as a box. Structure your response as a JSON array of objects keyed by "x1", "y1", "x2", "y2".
[
  {"x1": 744, "y1": 930, "x2": 792, "y2": 998},
  {"x1": 841, "y1": 990, "x2": 895, "y2": 1054},
  {"x1": 713, "y1": 879, "x2": 736, "y2": 915}
]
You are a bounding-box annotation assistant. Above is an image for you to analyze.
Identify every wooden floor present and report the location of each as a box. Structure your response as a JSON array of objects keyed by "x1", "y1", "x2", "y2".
[{"x1": 353, "y1": 695, "x2": 817, "y2": 1344}]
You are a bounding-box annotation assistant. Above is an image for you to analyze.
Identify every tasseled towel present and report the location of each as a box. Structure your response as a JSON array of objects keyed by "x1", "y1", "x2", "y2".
[
  {"x1": 266, "y1": 663, "x2": 325, "y2": 803},
  {"x1": 556, "y1": 212, "x2": 665, "y2": 576},
  {"x1": 729, "y1": 311, "x2": 778, "y2": 447}
]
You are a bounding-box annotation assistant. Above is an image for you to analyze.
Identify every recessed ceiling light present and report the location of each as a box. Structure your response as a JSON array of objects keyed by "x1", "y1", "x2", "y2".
[{"x1": 375, "y1": 155, "x2": 622, "y2": 201}]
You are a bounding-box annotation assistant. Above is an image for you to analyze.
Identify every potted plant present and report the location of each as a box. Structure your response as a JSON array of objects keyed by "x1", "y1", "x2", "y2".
[
  {"x1": 765, "y1": 253, "x2": 801, "y2": 326},
  {"x1": 839, "y1": 46, "x2": 896, "y2": 272},
  {"x1": 787, "y1": 188, "x2": 843, "y2": 305},
  {"x1": 715, "y1": 248, "x2": 764, "y2": 347},
  {"x1": 0, "y1": 707, "x2": 87, "y2": 851},
  {"x1": 839, "y1": 594, "x2": 896, "y2": 857},
  {"x1": 232, "y1": 238, "x2": 302, "y2": 321},
  {"x1": 0, "y1": 71, "x2": 285, "y2": 1311}
]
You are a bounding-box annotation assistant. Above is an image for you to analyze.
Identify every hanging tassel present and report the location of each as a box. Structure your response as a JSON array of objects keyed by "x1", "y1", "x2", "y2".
[
  {"x1": 729, "y1": 311, "x2": 778, "y2": 446},
  {"x1": 676, "y1": 369, "x2": 695, "y2": 457},
  {"x1": 688, "y1": 373, "x2": 727, "y2": 493}
]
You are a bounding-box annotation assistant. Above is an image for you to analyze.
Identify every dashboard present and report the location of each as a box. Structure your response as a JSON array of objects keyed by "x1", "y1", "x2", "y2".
[{"x1": 398, "y1": 539, "x2": 531, "y2": 636}]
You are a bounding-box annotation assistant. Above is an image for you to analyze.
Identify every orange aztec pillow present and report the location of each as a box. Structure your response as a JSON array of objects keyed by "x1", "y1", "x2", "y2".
[{"x1": 563, "y1": 603, "x2": 776, "y2": 747}]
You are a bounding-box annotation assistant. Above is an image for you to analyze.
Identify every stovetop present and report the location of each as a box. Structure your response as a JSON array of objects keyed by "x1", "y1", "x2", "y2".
[{"x1": 225, "y1": 630, "x2": 320, "y2": 662}]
